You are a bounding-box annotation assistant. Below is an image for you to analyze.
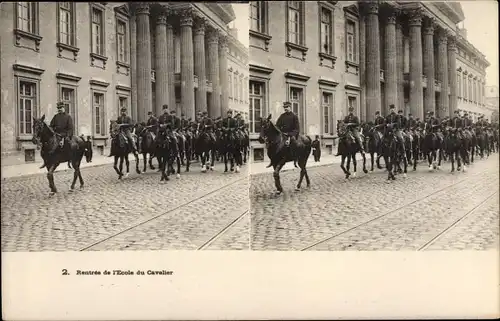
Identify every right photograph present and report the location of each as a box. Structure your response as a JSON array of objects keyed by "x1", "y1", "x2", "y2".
[{"x1": 249, "y1": 1, "x2": 499, "y2": 251}]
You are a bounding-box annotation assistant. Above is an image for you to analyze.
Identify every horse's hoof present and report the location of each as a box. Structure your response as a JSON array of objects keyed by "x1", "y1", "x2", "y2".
[
  {"x1": 176, "y1": 174, "x2": 180, "y2": 179},
  {"x1": 136, "y1": 170, "x2": 141, "y2": 175},
  {"x1": 49, "y1": 192, "x2": 56, "y2": 197},
  {"x1": 363, "y1": 169, "x2": 368, "y2": 174},
  {"x1": 428, "y1": 166, "x2": 433, "y2": 172},
  {"x1": 236, "y1": 166, "x2": 240, "y2": 173},
  {"x1": 437, "y1": 166, "x2": 441, "y2": 170},
  {"x1": 224, "y1": 169, "x2": 228, "y2": 173},
  {"x1": 352, "y1": 172, "x2": 357, "y2": 178},
  {"x1": 69, "y1": 189, "x2": 74, "y2": 193},
  {"x1": 201, "y1": 168, "x2": 207, "y2": 173},
  {"x1": 80, "y1": 185, "x2": 84, "y2": 189},
  {"x1": 124, "y1": 173, "x2": 129, "y2": 178},
  {"x1": 294, "y1": 187, "x2": 300, "y2": 192},
  {"x1": 463, "y1": 166, "x2": 467, "y2": 172},
  {"x1": 403, "y1": 173, "x2": 407, "y2": 178},
  {"x1": 210, "y1": 166, "x2": 214, "y2": 171}
]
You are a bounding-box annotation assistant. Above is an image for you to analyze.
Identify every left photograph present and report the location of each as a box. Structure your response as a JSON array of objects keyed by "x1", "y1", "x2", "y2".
[{"x1": 0, "y1": 2, "x2": 250, "y2": 251}]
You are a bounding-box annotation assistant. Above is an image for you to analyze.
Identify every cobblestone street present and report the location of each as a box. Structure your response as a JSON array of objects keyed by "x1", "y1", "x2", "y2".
[
  {"x1": 250, "y1": 156, "x2": 499, "y2": 251},
  {"x1": 1, "y1": 162, "x2": 249, "y2": 251}
]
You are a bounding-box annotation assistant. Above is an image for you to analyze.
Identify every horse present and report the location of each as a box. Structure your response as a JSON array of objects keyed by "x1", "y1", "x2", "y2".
[
  {"x1": 422, "y1": 124, "x2": 444, "y2": 171},
  {"x1": 180, "y1": 126, "x2": 194, "y2": 172},
  {"x1": 443, "y1": 126, "x2": 465, "y2": 173},
  {"x1": 474, "y1": 126, "x2": 488, "y2": 159},
  {"x1": 155, "y1": 128, "x2": 176, "y2": 182},
  {"x1": 259, "y1": 114, "x2": 312, "y2": 194},
  {"x1": 109, "y1": 120, "x2": 141, "y2": 179},
  {"x1": 170, "y1": 129, "x2": 187, "y2": 177},
  {"x1": 32, "y1": 115, "x2": 93, "y2": 195},
  {"x1": 336, "y1": 120, "x2": 368, "y2": 179},
  {"x1": 405, "y1": 127, "x2": 422, "y2": 171},
  {"x1": 219, "y1": 126, "x2": 242, "y2": 173},
  {"x1": 380, "y1": 124, "x2": 405, "y2": 180},
  {"x1": 196, "y1": 127, "x2": 217, "y2": 172},
  {"x1": 360, "y1": 122, "x2": 383, "y2": 172},
  {"x1": 135, "y1": 123, "x2": 160, "y2": 173}
]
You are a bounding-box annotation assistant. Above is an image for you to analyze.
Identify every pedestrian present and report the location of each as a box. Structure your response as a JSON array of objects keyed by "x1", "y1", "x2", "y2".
[{"x1": 312, "y1": 135, "x2": 321, "y2": 162}]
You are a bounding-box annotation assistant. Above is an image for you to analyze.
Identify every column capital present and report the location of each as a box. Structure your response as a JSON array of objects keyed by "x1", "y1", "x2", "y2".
[
  {"x1": 178, "y1": 7, "x2": 194, "y2": 27},
  {"x1": 386, "y1": 8, "x2": 398, "y2": 25},
  {"x1": 364, "y1": 2, "x2": 379, "y2": 15},
  {"x1": 193, "y1": 16, "x2": 206, "y2": 35},
  {"x1": 156, "y1": 11, "x2": 168, "y2": 25},
  {"x1": 219, "y1": 35, "x2": 228, "y2": 50},
  {"x1": 447, "y1": 35, "x2": 457, "y2": 51},
  {"x1": 207, "y1": 27, "x2": 220, "y2": 44},
  {"x1": 422, "y1": 16, "x2": 435, "y2": 35},
  {"x1": 133, "y1": 2, "x2": 150, "y2": 16},
  {"x1": 437, "y1": 28, "x2": 449, "y2": 44},
  {"x1": 407, "y1": 9, "x2": 423, "y2": 27}
]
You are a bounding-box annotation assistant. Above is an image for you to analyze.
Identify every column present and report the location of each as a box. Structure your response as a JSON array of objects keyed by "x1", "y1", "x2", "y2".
[
  {"x1": 193, "y1": 16, "x2": 207, "y2": 114},
  {"x1": 384, "y1": 7, "x2": 397, "y2": 114},
  {"x1": 365, "y1": 3, "x2": 381, "y2": 118},
  {"x1": 166, "y1": 21, "x2": 175, "y2": 112},
  {"x1": 408, "y1": 9, "x2": 424, "y2": 119},
  {"x1": 129, "y1": 10, "x2": 138, "y2": 121},
  {"x1": 155, "y1": 10, "x2": 169, "y2": 116},
  {"x1": 436, "y1": 28, "x2": 449, "y2": 118},
  {"x1": 207, "y1": 27, "x2": 220, "y2": 118},
  {"x1": 179, "y1": 8, "x2": 195, "y2": 120},
  {"x1": 135, "y1": 3, "x2": 152, "y2": 123},
  {"x1": 219, "y1": 35, "x2": 229, "y2": 115},
  {"x1": 423, "y1": 17, "x2": 435, "y2": 115},
  {"x1": 447, "y1": 35, "x2": 457, "y2": 117},
  {"x1": 359, "y1": 10, "x2": 366, "y2": 121},
  {"x1": 396, "y1": 18, "x2": 405, "y2": 114}
]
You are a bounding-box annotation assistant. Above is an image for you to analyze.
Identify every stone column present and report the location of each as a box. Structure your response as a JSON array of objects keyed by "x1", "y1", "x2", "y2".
[
  {"x1": 448, "y1": 36, "x2": 457, "y2": 117},
  {"x1": 219, "y1": 35, "x2": 229, "y2": 115},
  {"x1": 193, "y1": 16, "x2": 207, "y2": 114},
  {"x1": 207, "y1": 27, "x2": 220, "y2": 118},
  {"x1": 135, "y1": 3, "x2": 152, "y2": 123},
  {"x1": 155, "y1": 10, "x2": 169, "y2": 116},
  {"x1": 129, "y1": 10, "x2": 138, "y2": 121},
  {"x1": 436, "y1": 28, "x2": 449, "y2": 118},
  {"x1": 423, "y1": 17, "x2": 435, "y2": 115},
  {"x1": 166, "y1": 21, "x2": 175, "y2": 111},
  {"x1": 396, "y1": 18, "x2": 405, "y2": 114},
  {"x1": 359, "y1": 9, "x2": 366, "y2": 121},
  {"x1": 365, "y1": 3, "x2": 381, "y2": 118},
  {"x1": 384, "y1": 7, "x2": 397, "y2": 115},
  {"x1": 179, "y1": 8, "x2": 195, "y2": 120},
  {"x1": 408, "y1": 9, "x2": 424, "y2": 119}
]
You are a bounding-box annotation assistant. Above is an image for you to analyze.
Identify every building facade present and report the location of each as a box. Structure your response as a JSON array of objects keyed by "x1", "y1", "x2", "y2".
[
  {"x1": 248, "y1": 0, "x2": 491, "y2": 161},
  {"x1": 227, "y1": 28, "x2": 250, "y2": 121},
  {"x1": 0, "y1": 2, "x2": 247, "y2": 162}
]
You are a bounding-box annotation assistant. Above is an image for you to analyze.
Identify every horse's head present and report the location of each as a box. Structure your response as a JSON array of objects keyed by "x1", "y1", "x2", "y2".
[
  {"x1": 258, "y1": 114, "x2": 275, "y2": 144},
  {"x1": 109, "y1": 120, "x2": 120, "y2": 137},
  {"x1": 32, "y1": 114, "x2": 47, "y2": 145},
  {"x1": 336, "y1": 120, "x2": 347, "y2": 137}
]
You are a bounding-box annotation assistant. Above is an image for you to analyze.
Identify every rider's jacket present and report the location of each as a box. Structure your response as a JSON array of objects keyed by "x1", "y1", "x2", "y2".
[
  {"x1": 343, "y1": 113, "x2": 360, "y2": 129},
  {"x1": 426, "y1": 116, "x2": 439, "y2": 128},
  {"x1": 180, "y1": 118, "x2": 189, "y2": 129},
  {"x1": 449, "y1": 116, "x2": 463, "y2": 129},
  {"x1": 171, "y1": 115, "x2": 181, "y2": 130},
  {"x1": 158, "y1": 113, "x2": 172, "y2": 130},
  {"x1": 385, "y1": 112, "x2": 401, "y2": 130},
  {"x1": 146, "y1": 116, "x2": 158, "y2": 126},
  {"x1": 223, "y1": 116, "x2": 237, "y2": 129},
  {"x1": 50, "y1": 112, "x2": 74, "y2": 137},
  {"x1": 201, "y1": 116, "x2": 214, "y2": 129},
  {"x1": 407, "y1": 117, "x2": 417, "y2": 129},
  {"x1": 116, "y1": 115, "x2": 133, "y2": 132},
  {"x1": 236, "y1": 117, "x2": 245, "y2": 128},
  {"x1": 277, "y1": 111, "x2": 300, "y2": 136}
]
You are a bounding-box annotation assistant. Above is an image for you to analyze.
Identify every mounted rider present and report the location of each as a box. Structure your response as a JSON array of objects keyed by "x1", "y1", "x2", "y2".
[
  {"x1": 407, "y1": 113, "x2": 418, "y2": 130},
  {"x1": 342, "y1": 106, "x2": 365, "y2": 154},
  {"x1": 385, "y1": 104, "x2": 406, "y2": 156},
  {"x1": 222, "y1": 109, "x2": 238, "y2": 140},
  {"x1": 108, "y1": 107, "x2": 137, "y2": 156},
  {"x1": 146, "y1": 110, "x2": 158, "y2": 136},
  {"x1": 170, "y1": 109, "x2": 182, "y2": 141},
  {"x1": 158, "y1": 105, "x2": 174, "y2": 141},
  {"x1": 448, "y1": 110, "x2": 464, "y2": 139},
  {"x1": 201, "y1": 111, "x2": 217, "y2": 142},
  {"x1": 180, "y1": 113, "x2": 189, "y2": 130},
  {"x1": 39, "y1": 101, "x2": 75, "y2": 168},
  {"x1": 374, "y1": 111, "x2": 385, "y2": 139}
]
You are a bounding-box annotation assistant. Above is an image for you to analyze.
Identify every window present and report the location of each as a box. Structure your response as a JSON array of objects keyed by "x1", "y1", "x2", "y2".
[
  {"x1": 250, "y1": 1, "x2": 266, "y2": 33},
  {"x1": 289, "y1": 87, "x2": 304, "y2": 133},
  {"x1": 18, "y1": 81, "x2": 37, "y2": 135},
  {"x1": 234, "y1": 73, "x2": 239, "y2": 101},
  {"x1": 58, "y1": 2, "x2": 75, "y2": 45},
  {"x1": 228, "y1": 72, "x2": 233, "y2": 98},
  {"x1": 249, "y1": 81, "x2": 264, "y2": 133},
  {"x1": 457, "y1": 72, "x2": 461, "y2": 98},
  {"x1": 93, "y1": 92, "x2": 105, "y2": 135},
  {"x1": 118, "y1": 96, "x2": 128, "y2": 114},
  {"x1": 347, "y1": 96, "x2": 357, "y2": 114},
  {"x1": 60, "y1": 87, "x2": 76, "y2": 119},
  {"x1": 322, "y1": 92, "x2": 333, "y2": 135},
  {"x1": 16, "y1": 2, "x2": 37, "y2": 33},
  {"x1": 468, "y1": 78, "x2": 472, "y2": 101},
  {"x1": 239, "y1": 77, "x2": 244, "y2": 101},
  {"x1": 91, "y1": 7, "x2": 104, "y2": 55},
  {"x1": 116, "y1": 19, "x2": 127, "y2": 63},
  {"x1": 346, "y1": 20, "x2": 357, "y2": 62},
  {"x1": 287, "y1": 1, "x2": 303, "y2": 45},
  {"x1": 463, "y1": 74, "x2": 467, "y2": 99},
  {"x1": 320, "y1": 7, "x2": 333, "y2": 55}
]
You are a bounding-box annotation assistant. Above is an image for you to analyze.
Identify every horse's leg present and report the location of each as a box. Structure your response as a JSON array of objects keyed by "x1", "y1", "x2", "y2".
[
  {"x1": 223, "y1": 151, "x2": 228, "y2": 172},
  {"x1": 134, "y1": 151, "x2": 141, "y2": 174},
  {"x1": 149, "y1": 152, "x2": 156, "y2": 170},
  {"x1": 370, "y1": 151, "x2": 375, "y2": 171},
  {"x1": 437, "y1": 149, "x2": 442, "y2": 169},
  {"x1": 70, "y1": 159, "x2": 79, "y2": 191},
  {"x1": 351, "y1": 154, "x2": 357, "y2": 177},
  {"x1": 362, "y1": 152, "x2": 368, "y2": 173},
  {"x1": 142, "y1": 152, "x2": 147, "y2": 172},
  {"x1": 175, "y1": 155, "x2": 181, "y2": 178},
  {"x1": 185, "y1": 147, "x2": 191, "y2": 172},
  {"x1": 210, "y1": 148, "x2": 216, "y2": 170},
  {"x1": 201, "y1": 151, "x2": 207, "y2": 172},
  {"x1": 273, "y1": 161, "x2": 286, "y2": 194},
  {"x1": 47, "y1": 164, "x2": 58, "y2": 194}
]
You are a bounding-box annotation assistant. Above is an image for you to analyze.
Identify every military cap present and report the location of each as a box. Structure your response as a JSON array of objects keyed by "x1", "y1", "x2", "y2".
[
  {"x1": 397, "y1": 109, "x2": 403, "y2": 113},
  {"x1": 463, "y1": 112, "x2": 468, "y2": 116},
  {"x1": 283, "y1": 101, "x2": 292, "y2": 108},
  {"x1": 120, "y1": 107, "x2": 127, "y2": 112},
  {"x1": 170, "y1": 109, "x2": 176, "y2": 114},
  {"x1": 375, "y1": 111, "x2": 380, "y2": 115},
  {"x1": 56, "y1": 102, "x2": 65, "y2": 109},
  {"x1": 389, "y1": 104, "x2": 395, "y2": 109},
  {"x1": 429, "y1": 111, "x2": 434, "y2": 115},
  {"x1": 203, "y1": 111, "x2": 208, "y2": 115},
  {"x1": 162, "y1": 104, "x2": 168, "y2": 109},
  {"x1": 454, "y1": 110, "x2": 459, "y2": 114},
  {"x1": 348, "y1": 106, "x2": 354, "y2": 112},
  {"x1": 147, "y1": 111, "x2": 153, "y2": 115},
  {"x1": 227, "y1": 109, "x2": 233, "y2": 114},
  {"x1": 181, "y1": 113, "x2": 185, "y2": 117},
  {"x1": 408, "y1": 113, "x2": 413, "y2": 117}
]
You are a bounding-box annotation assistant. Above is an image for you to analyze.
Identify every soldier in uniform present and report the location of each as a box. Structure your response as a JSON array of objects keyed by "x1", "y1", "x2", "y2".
[
  {"x1": 201, "y1": 111, "x2": 216, "y2": 142},
  {"x1": 180, "y1": 113, "x2": 189, "y2": 130},
  {"x1": 426, "y1": 111, "x2": 440, "y2": 133},
  {"x1": 146, "y1": 111, "x2": 158, "y2": 126},
  {"x1": 40, "y1": 101, "x2": 75, "y2": 168},
  {"x1": 407, "y1": 113, "x2": 417, "y2": 130},
  {"x1": 449, "y1": 110, "x2": 464, "y2": 140},
  {"x1": 342, "y1": 106, "x2": 365, "y2": 154},
  {"x1": 158, "y1": 106, "x2": 173, "y2": 143},
  {"x1": 109, "y1": 107, "x2": 138, "y2": 156},
  {"x1": 276, "y1": 101, "x2": 300, "y2": 147},
  {"x1": 385, "y1": 104, "x2": 406, "y2": 155},
  {"x1": 222, "y1": 110, "x2": 237, "y2": 137}
]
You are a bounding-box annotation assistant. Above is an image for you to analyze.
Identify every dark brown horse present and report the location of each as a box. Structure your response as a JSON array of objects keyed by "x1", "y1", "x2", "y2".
[
  {"x1": 336, "y1": 120, "x2": 368, "y2": 179},
  {"x1": 109, "y1": 120, "x2": 141, "y2": 179},
  {"x1": 258, "y1": 114, "x2": 312, "y2": 195},
  {"x1": 32, "y1": 115, "x2": 93, "y2": 195}
]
